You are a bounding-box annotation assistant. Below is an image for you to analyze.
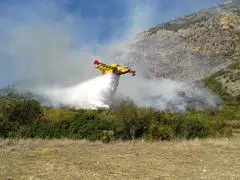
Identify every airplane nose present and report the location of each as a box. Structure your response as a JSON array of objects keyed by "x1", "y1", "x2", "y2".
[{"x1": 93, "y1": 60, "x2": 100, "y2": 65}]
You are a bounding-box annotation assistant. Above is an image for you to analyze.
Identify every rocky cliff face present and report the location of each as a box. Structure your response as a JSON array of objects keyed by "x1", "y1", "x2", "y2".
[{"x1": 117, "y1": 0, "x2": 240, "y2": 96}]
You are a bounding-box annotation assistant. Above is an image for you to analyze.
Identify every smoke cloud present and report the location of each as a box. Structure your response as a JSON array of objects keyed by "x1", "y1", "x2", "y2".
[{"x1": 0, "y1": 0, "x2": 223, "y2": 112}]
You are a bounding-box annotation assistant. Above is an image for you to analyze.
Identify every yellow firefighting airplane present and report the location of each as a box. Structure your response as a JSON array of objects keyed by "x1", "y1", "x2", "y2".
[{"x1": 93, "y1": 59, "x2": 136, "y2": 76}]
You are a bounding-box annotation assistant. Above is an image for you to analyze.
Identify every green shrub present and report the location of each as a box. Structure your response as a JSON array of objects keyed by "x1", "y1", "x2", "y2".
[
  {"x1": 147, "y1": 121, "x2": 174, "y2": 141},
  {"x1": 101, "y1": 130, "x2": 115, "y2": 143},
  {"x1": 111, "y1": 101, "x2": 153, "y2": 139},
  {"x1": 50, "y1": 119, "x2": 71, "y2": 138},
  {"x1": 6, "y1": 99, "x2": 43, "y2": 125},
  {"x1": 0, "y1": 97, "x2": 233, "y2": 141},
  {"x1": 66, "y1": 114, "x2": 113, "y2": 140},
  {"x1": 177, "y1": 118, "x2": 211, "y2": 139},
  {"x1": 0, "y1": 116, "x2": 13, "y2": 138}
]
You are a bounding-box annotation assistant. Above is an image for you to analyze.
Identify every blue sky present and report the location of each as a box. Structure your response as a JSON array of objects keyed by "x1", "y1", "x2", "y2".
[
  {"x1": 0, "y1": 0, "x2": 224, "y2": 42},
  {"x1": 0, "y1": 0, "x2": 224, "y2": 87},
  {"x1": 64, "y1": 0, "x2": 224, "y2": 42}
]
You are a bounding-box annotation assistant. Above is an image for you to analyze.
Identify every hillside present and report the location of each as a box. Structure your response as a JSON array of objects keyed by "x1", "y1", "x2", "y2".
[
  {"x1": 203, "y1": 58, "x2": 240, "y2": 99},
  {"x1": 122, "y1": 0, "x2": 240, "y2": 96}
]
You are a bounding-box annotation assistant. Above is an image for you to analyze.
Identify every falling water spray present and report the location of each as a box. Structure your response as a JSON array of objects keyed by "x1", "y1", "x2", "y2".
[{"x1": 31, "y1": 74, "x2": 121, "y2": 109}]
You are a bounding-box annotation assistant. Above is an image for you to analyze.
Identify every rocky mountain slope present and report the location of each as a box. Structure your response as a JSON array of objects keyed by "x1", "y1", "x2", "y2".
[{"x1": 119, "y1": 0, "x2": 240, "y2": 97}]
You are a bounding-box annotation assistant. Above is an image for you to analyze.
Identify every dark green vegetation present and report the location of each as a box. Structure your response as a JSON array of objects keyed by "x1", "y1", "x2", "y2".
[{"x1": 0, "y1": 98, "x2": 232, "y2": 142}]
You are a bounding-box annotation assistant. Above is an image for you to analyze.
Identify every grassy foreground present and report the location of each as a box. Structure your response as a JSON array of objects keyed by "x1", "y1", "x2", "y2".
[{"x1": 1, "y1": 137, "x2": 240, "y2": 179}]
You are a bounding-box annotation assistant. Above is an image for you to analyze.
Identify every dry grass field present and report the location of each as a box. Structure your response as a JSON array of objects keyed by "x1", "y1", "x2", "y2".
[{"x1": 1, "y1": 137, "x2": 240, "y2": 180}]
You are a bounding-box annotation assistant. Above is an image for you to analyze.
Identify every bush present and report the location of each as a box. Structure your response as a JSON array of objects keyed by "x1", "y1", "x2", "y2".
[
  {"x1": 176, "y1": 118, "x2": 211, "y2": 139},
  {"x1": 7, "y1": 99, "x2": 43, "y2": 125},
  {"x1": 111, "y1": 101, "x2": 154, "y2": 139},
  {"x1": 147, "y1": 121, "x2": 174, "y2": 141},
  {"x1": 0, "y1": 98, "x2": 233, "y2": 141},
  {"x1": 68, "y1": 117, "x2": 113, "y2": 140},
  {"x1": 49, "y1": 119, "x2": 71, "y2": 138},
  {"x1": 101, "y1": 130, "x2": 115, "y2": 143},
  {"x1": 0, "y1": 116, "x2": 13, "y2": 138}
]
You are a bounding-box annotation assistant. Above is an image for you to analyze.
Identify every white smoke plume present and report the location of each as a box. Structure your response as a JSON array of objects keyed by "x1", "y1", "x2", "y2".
[{"x1": 0, "y1": 0, "x2": 223, "y2": 112}]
